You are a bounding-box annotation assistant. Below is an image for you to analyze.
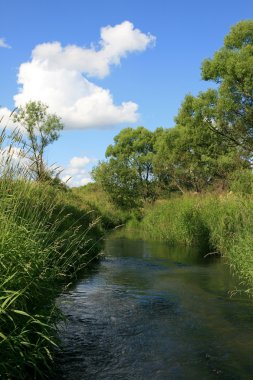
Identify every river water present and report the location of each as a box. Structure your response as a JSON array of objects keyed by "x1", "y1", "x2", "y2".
[{"x1": 55, "y1": 233, "x2": 253, "y2": 379}]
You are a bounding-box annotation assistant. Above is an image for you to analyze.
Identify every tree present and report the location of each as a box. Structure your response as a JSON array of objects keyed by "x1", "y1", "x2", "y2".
[
  {"x1": 92, "y1": 127, "x2": 158, "y2": 209},
  {"x1": 13, "y1": 101, "x2": 63, "y2": 181},
  {"x1": 154, "y1": 94, "x2": 248, "y2": 193},
  {"x1": 94, "y1": 21, "x2": 253, "y2": 200},
  {"x1": 200, "y1": 20, "x2": 253, "y2": 153},
  {"x1": 152, "y1": 20, "x2": 253, "y2": 194},
  {"x1": 92, "y1": 160, "x2": 142, "y2": 209}
]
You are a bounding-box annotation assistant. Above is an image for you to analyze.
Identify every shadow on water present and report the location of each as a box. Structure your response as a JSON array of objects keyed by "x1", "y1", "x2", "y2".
[{"x1": 54, "y1": 232, "x2": 253, "y2": 380}]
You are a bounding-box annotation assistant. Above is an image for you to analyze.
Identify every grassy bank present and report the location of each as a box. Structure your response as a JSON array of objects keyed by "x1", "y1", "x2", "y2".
[
  {"x1": 127, "y1": 194, "x2": 253, "y2": 295},
  {"x1": 72, "y1": 183, "x2": 132, "y2": 228},
  {"x1": 0, "y1": 124, "x2": 130, "y2": 379},
  {"x1": 0, "y1": 177, "x2": 104, "y2": 378}
]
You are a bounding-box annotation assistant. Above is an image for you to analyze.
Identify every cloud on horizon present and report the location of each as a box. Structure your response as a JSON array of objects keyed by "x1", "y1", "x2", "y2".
[{"x1": 13, "y1": 21, "x2": 155, "y2": 130}]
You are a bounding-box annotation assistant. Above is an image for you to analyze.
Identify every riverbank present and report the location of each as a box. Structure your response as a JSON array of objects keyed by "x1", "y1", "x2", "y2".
[
  {"x1": 0, "y1": 178, "x2": 107, "y2": 379},
  {"x1": 127, "y1": 193, "x2": 253, "y2": 296},
  {"x1": 3, "y1": 181, "x2": 253, "y2": 378}
]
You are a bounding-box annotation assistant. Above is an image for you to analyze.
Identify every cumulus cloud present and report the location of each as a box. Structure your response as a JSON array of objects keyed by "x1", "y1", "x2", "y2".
[
  {"x1": 14, "y1": 21, "x2": 155, "y2": 129},
  {"x1": 61, "y1": 155, "x2": 96, "y2": 187},
  {"x1": 0, "y1": 38, "x2": 11, "y2": 48}
]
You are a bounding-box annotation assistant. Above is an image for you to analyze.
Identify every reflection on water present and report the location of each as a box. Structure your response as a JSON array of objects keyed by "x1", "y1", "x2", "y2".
[{"x1": 55, "y1": 234, "x2": 253, "y2": 379}]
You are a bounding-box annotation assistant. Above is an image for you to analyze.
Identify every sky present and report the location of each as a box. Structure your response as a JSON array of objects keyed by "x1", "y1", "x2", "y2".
[{"x1": 1, "y1": 0, "x2": 253, "y2": 186}]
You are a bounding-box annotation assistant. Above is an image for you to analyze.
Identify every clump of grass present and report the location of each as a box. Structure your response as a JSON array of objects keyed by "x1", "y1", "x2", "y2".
[{"x1": 0, "y1": 129, "x2": 103, "y2": 378}]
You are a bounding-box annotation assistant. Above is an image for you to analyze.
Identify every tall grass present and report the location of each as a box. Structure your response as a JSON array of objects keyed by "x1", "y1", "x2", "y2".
[
  {"x1": 0, "y1": 129, "x2": 103, "y2": 378},
  {"x1": 128, "y1": 197, "x2": 211, "y2": 248},
  {"x1": 72, "y1": 183, "x2": 131, "y2": 228},
  {"x1": 129, "y1": 194, "x2": 253, "y2": 295}
]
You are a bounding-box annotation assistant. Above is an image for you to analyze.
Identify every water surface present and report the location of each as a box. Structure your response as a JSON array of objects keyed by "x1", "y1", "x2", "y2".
[{"x1": 55, "y1": 234, "x2": 253, "y2": 379}]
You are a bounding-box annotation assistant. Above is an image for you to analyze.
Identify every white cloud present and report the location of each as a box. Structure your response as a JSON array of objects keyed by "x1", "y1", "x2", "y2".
[
  {"x1": 0, "y1": 38, "x2": 11, "y2": 49},
  {"x1": 13, "y1": 21, "x2": 155, "y2": 129},
  {"x1": 61, "y1": 155, "x2": 96, "y2": 187}
]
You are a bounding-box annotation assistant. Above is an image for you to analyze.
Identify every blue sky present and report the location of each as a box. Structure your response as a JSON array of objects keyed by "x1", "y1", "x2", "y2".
[{"x1": 1, "y1": 0, "x2": 253, "y2": 186}]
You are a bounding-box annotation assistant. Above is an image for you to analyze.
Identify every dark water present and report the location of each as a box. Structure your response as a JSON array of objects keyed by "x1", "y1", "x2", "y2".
[{"x1": 55, "y1": 234, "x2": 253, "y2": 379}]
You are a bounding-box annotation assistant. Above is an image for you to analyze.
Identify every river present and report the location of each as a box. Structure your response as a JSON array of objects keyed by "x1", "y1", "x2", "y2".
[{"x1": 55, "y1": 233, "x2": 253, "y2": 379}]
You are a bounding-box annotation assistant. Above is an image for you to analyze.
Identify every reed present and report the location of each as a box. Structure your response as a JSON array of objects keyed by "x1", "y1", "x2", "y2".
[{"x1": 0, "y1": 130, "x2": 103, "y2": 378}]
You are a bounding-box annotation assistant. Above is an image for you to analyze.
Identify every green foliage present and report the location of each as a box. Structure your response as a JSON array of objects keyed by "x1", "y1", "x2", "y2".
[
  {"x1": 130, "y1": 193, "x2": 253, "y2": 295},
  {"x1": 155, "y1": 92, "x2": 249, "y2": 193},
  {"x1": 132, "y1": 196, "x2": 210, "y2": 248},
  {"x1": 153, "y1": 21, "x2": 253, "y2": 194},
  {"x1": 0, "y1": 130, "x2": 103, "y2": 378},
  {"x1": 200, "y1": 20, "x2": 253, "y2": 152},
  {"x1": 93, "y1": 127, "x2": 158, "y2": 209},
  {"x1": 13, "y1": 101, "x2": 64, "y2": 182},
  {"x1": 91, "y1": 22, "x2": 253, "y2": 207},
  {"x1": 228, "y1": 169, "x2": 253, "y2": 195},
  {"x1": 72, "y1": 182, "x2": 130, "y2": 228},
  {"x1": 93, "y1": 159, "x2": 143, "y2": 209}
]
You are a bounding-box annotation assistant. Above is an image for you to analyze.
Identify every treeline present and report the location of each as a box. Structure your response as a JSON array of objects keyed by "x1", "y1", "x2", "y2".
[{"x1": 93, "y1": 20, "x2": 253, "y2": 209}]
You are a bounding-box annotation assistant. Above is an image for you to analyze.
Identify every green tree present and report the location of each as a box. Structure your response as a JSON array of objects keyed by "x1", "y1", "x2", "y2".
[
  {"x1": 92, "y1": 160, "x2": 142, "y2": 209},
  {"x1": 153, "y1": 127, "x2": 189, "y2": 194},
  {"x1": 92, "y1": 127, "x2": 158, "y2": 209},
  {"x1": 13, "y1": 101, "x2": 63, "y2": 181},
  {"x1": 200, "y1": 20, "x2": 253, "y2": 153},
  {"x1": 154, "y1": 94, "x2": 248, "y2": 193},
  {"x1": 153, "y1": 20, "x2": 253, "y2": 194}
]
